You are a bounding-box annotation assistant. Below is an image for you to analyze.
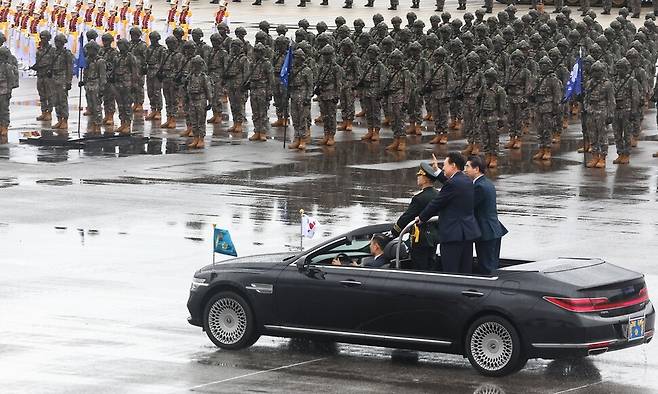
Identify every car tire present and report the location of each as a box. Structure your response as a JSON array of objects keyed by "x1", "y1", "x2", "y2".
[
  {"x1": 465, "y1": 315, "x2": 525, "y2": 377},
  {"x1": 203, "y1": 291, "x2": 259, "y2": 350}
]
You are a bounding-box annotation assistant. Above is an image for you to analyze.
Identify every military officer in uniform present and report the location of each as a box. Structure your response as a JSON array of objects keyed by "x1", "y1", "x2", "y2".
[
  {"x1": 315, "y1": 45, "x2": 343, "y2": 146},
  {"x1": 207, "y1": 33, "x2": 228, "y2": 125},
  {"x1": 612, "y1": 58, "x2": 640, "y2": 165},
  {"x1": 0, "y1": 47, "x2": 18, "y2": 141},
  {"x1": 160, "y1": 36, "x2": 184, "y2": 130},
  {"x1": 384, "y1": 49, "x2": 413, "y2": 152},
  {"x1": 478, "y1": 68, "x2": 507, "y2": 168},
  {"x1": 34, "y1": 30, "x2": 54, "y2": 122},
  {"x1": 225, "y1": 39, "x2": 250, "y2": 134},
  {"x1": 584, "y1": 61, "x2": 615, "y2": 168},
  {"x1": 288, "y1": 49, "x2": 314, "y2": 151},
  {"x1": 113, "y1": 39, "x2": 139, "y2": 134},
  {"x1": 185, "y1": 56, "x2": 212, "y2": 149},
  {"x1": 79, "y1": 41, "x2": 106, "y2": 134},
  {"x1": 144, "y1": 31, "x2": 166, "y2": 122},
  {"x1": 359, "y1": 44, "x2": 387, "y2": 143},
  {"x1": 100, "y1": 33, "x2": 119, "y2": 127},
  {"x1": 50, "y1": 34, "x2": 73, "y2": 131},
  {"x1": 530, "y1": 57, "x2": 563, "y2": 162},
  {"x1": 129, "y1": 26, "x2": 147, "y2": 113},
  {"x1": 246, "y1": 43, "x2": 274, "y2": 142},
  {"x1": 391, "y1": 161, "x2": 440, "y2": 271}
]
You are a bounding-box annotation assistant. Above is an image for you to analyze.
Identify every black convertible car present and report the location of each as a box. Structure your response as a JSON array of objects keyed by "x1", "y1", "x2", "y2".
[{"x1": 187, "y1": 222, "x2": 654, "y2": 376}]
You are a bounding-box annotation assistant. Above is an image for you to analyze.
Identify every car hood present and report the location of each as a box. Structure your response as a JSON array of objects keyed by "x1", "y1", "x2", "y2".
[{"x1": 197, "y1": 252, "x2": 295, "y2": 273}]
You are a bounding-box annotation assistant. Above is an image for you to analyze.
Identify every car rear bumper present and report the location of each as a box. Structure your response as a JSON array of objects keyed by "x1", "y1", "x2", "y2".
[{"x1": 529, "y1": 301, "x2": 655, "y2": 359}]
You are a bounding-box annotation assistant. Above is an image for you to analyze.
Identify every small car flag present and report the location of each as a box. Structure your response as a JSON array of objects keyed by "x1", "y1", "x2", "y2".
[
  {"x1": 301, "y1": 214, "x2": 319, "y2": 238},
  {"x1": 213, "y1": 227, "x2": 238, "y2": 257}
]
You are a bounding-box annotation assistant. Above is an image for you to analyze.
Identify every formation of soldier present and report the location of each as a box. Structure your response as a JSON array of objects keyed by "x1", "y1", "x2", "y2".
[{"x1": 7, "y1": 3, "x2": 658, "y2": 162}]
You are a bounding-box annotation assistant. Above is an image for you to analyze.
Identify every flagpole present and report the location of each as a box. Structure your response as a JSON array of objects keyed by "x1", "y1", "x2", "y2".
[
  {"x1": 77, "y1": 68, "x2": 84, "y2": 140},
  {"x1": 299, "y1": 208, "x2": 304, "y2": 251},
  {"x1": 212, "y1": 223, "x2": 216, "y2": 267}
]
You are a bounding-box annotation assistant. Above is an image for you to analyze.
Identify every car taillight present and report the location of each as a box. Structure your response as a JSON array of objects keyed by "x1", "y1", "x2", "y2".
[{"x1": 544, "y1": 287, "x2": 649, "y2": 313}]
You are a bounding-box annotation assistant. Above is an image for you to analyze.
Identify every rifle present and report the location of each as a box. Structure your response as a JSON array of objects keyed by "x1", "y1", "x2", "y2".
[
  {"x1": 381, "y1": 67, "x2": 404, "y2": 97},
  {"x1": 312, "y1": 63, "x2": 335, "y2": 96},
  {"x1": 174, "y1": 57, "x2": 192, "y2": 85},
  {"x1": 29, "y1": 46, "x2": 53, "y2": 77},
  {"x1": 422, "y1": 63, "x2": 446, "y2": 95},
  {"x1": 241, "y1": 59, "x2": 263, "y2": 91},
  {"x1": 355, "y1": 62, "x2": 378, "y2": 89},
  {"x1": 156, "y1": 51, "x2": 173, "y2": 82}
]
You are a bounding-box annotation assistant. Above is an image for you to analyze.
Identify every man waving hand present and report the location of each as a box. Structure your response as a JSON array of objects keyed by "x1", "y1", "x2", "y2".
[{"x1": 417, "y1": 153, "x2": 481, "y2": 274}]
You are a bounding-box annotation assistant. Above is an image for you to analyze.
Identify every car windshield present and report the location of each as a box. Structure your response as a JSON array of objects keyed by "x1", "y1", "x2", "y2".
[{"x1": 308, "y1": 239, "x2": 371, "y2": 265}]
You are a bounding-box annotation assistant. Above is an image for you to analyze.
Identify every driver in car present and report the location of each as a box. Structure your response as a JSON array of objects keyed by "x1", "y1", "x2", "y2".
[{"x1": 362, "y1": 234, "x2": 388, "y2": 268}]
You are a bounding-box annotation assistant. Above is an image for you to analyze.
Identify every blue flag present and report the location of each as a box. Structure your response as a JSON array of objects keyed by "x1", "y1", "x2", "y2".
[
  {"x1": 279, "y1": 45, "x2": 293, "y2": 87},
  {"x1": 213, "y1": 228, "x2": 238, "y2": 257},
  {"x1": 562, "y1": 56, "x2": 582, "y2": 103},
  {"x1": 74, "y1": 34, "x2": 87, "y2": 78}
]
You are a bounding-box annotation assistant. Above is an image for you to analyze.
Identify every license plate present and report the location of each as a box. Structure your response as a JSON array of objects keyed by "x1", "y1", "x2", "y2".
[{"x1": 628, "y1": 316, "x2": 645, "y2": 341}]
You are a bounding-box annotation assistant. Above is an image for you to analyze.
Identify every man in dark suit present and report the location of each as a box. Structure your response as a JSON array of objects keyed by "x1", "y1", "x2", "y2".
[
  {"x1": 417, "y1": 152, "x2": 481, "y2": 274},
  {"x1": 362, "y1": 234, "x2": 388, "y2": 268},
  {"x1": 392, "y1": 162, "x2": 440, "y2": 271},
  {"x1": 465, "y1": 156, "x2": 508, "y2": 274}
]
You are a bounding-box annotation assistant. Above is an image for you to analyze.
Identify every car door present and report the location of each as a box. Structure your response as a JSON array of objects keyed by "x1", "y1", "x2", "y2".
[
  {"x1": 363, "y1": 269, "x2": 497, "y2": 342},
  {"x1": 274, "y1": 262, "x2": 390, "y2": 332}
]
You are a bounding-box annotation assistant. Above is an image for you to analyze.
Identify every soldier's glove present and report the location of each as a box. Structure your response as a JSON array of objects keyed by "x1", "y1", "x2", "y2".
[
  {"x1": 206, "y1": 103, "x2": 212, "y2": 111},
  {"x1": 66, "y1": 83, "x2": 72, "y2": 91},
  {"x1": 78, "y1": 81, "x2": 85, "y2": 87}
]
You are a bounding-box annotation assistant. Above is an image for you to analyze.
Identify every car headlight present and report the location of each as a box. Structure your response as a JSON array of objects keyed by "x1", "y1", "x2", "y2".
[{"x1": 190, "y1": 277, "x2": 209, "y2": 292}]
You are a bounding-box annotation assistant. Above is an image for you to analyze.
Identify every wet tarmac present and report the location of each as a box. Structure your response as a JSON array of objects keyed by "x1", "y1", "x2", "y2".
[{"x1": 2, "y1": 2, "x2": 658, "y2": 394}]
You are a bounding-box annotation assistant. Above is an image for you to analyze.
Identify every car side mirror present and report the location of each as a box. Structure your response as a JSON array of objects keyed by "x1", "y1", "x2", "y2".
[{"x1": 296, "y1": 256, "x2": 309, "y2": 272}]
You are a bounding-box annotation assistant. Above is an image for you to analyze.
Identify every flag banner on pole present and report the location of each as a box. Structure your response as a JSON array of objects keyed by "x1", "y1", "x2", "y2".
[
  {"x1": 301, "y1": 214, "x2": 319, "y2": 238},
  {"x1": 74, "y1": 34, "x2": 86, "y2": 78},
  {"x1": 562, "y1": 56, "x2": 582, "y2": 103},
  {"x1": 279, "y1": 45, "x2": 293, "y2": 87},
  {"x1": 213, "y1": 228, "x2": 238, "y2": 257}
]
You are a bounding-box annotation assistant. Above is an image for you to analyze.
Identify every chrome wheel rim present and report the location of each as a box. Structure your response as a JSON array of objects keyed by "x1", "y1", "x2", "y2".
[
  {"x1": 470, "y1": 321, "x2": 513, "y2": 371},
  {"x1": 208, "y1": 298, "x2": 247, "y2": 345}
]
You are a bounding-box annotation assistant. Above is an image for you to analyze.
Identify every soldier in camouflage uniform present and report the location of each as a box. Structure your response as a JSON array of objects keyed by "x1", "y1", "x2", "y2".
[
  {"x1": 144, "y1": 31, "x2": 166, "y2": 122},
  {"x1": 129, "y1": 27, "x2": 147, "y2": 113},
  {"x1": 50, "y1": 34, "x2": 74, "y2": 130},
  {"x1": 191, "y1": 28, "x2": 211, "y2": 62},
  {"x1": 315, "y1": 45, "x2": 343, "y2": 146},
  {"x1": 529, "y1": 57, "x2": 563, "y2": 161},
  {"x1": 626, "y1": 48, "x2": 646, "y2": 147},
  {"x1": 159, "y1": 36, "x2": 184, "y2": 129},
  {"x1": 113, "y1": 39, "x2": 138, "y2": 134},
  {"x1": 100, "y1": 33, "x2": 119, "y2": 126},
  {"x1": 337, "y1": 38, "x2": 360, "y2": 132},
  {"x1": 80, "y1": 42, "x2": 106, "y2": 134},
  {"x1": 384, "y1": 49, "x2": 412, "y2": 152},
  {"x1": 405, "y1": 41, "x2": 429, "y2": 136},
  {"x1": 177, "y1": 42, "x2": 197, "y2": 137},
  {"x1": 359, "y1": 44, "x2": 388, "y2": 143},
  {"x1": 288, "y1": 49, "x2": 314, "y2": 151},
  {"x1": 504, "y1": 50, "x2": 531, "y2": 150},
  {"x1": 478, "y1": 68, "x2": 507, "y2": 168},
  {"x1": 427, "y1": 47, "x2": 454, "y2": 145},
  {"x1": 584, "y1": 61, "x2": 615, "y2": 168},
  {"x1": 184, "y1": 56, "x2": 212, "y2": 149},
  {"x1": 460, "y1": 52, "x2": 484, "y2": 156},
  {"x1": 224, "y1": 40, "x2": 250, "y2": 134},
  {"x1": 612, "y1": 58, "x2": 640, "y2": 165},
  {"x1": 247, "y1": 43, "x2": 274, "y2": 142},
  {"x1": 271, "y1": 36, "x2": 290, "y2": 128},
  {"x1": 33, "y1": 30, "x2": 54, "y2": 122},
  {"x1": 206, "y1": 33, "x2": 228, "y2": 125},
  {"x1": 0, "y1": 47, "x2": 18, "y2": 140},
  {"x1": 548, "y1": 47, "x2": 569, "y2": 144},
  {"x1": 449, "y1": 39, "x2": 467, "y2": 131}
]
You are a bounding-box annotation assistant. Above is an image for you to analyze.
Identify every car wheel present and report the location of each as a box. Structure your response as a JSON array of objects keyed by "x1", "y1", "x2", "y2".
[
  {"x1": 203, "y1": 291, "x2": 259, "y2": 350},
  {"x1": 465, "y1": 315, "x2": 525, "y2": 377}
]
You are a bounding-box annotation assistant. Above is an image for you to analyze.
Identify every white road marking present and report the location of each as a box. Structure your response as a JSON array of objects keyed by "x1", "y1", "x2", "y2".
[
  {"x1": 189, "y1": 357, "x2": 327, "y2": 391},
  {"x1": 554, "y1": 380, "x2": 605, "y2": 394}
]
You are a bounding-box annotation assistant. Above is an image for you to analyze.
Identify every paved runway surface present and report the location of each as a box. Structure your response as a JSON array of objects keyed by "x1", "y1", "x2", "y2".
[{"x1": 1, "y1": 2, "x2": 658, "y2": 393}]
